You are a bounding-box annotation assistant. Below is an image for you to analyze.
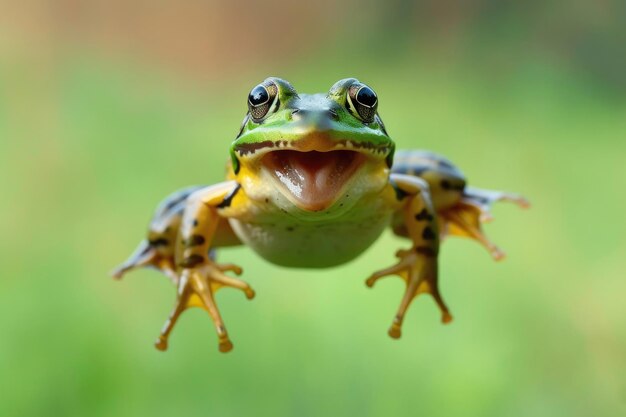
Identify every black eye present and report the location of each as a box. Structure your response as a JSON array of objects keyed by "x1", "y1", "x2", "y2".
[
  {"x1": 346, "y1": 83, "x2": 378, "y2": 123},
  {"x1": 248, "y1": 82, "x2": 278, "y2": 122},
  {"x1": 249, "y1": 85, "x2": 269, "y2": 106},
  {"x1": 356, "y1": 86, "x2": 377, "y2": 107}
]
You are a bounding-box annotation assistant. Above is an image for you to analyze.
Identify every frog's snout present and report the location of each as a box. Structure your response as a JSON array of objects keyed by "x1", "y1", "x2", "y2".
[{"x1": 291, "y1": 108, "x2": 339, "y2": 124}]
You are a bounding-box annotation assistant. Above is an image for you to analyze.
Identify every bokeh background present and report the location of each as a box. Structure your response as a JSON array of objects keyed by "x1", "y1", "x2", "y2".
[{"x1": 1, "y1": 1, "x2": 625, "y2": 416}]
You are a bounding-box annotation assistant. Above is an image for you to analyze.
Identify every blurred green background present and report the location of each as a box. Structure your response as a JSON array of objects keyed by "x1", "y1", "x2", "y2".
[{"x1": 1, "y1": 1, "x2": 625, "y2": 416}]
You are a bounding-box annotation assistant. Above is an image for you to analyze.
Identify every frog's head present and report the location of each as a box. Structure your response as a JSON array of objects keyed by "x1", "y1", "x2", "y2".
[{"x1": 230, "y1": 77, "x2": 394, "y2": 213}]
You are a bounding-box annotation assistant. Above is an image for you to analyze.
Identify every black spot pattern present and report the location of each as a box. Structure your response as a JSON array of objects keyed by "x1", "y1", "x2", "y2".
[
  {"x1": 216, "y1": 184, "x2": 241, "y2": 209},
  {"x1": 163, "y1": 188, "x2": 202, "y2": 212},
  {"x1": 148, "y1": 237, "x2": 169, "y2": 247},
  {"x1": 179, "y1": 254, "x2": 204, "y2": 268},
  {"x1": 415, "y1": 208, "x2": 434, "y2": 222},
  {"x1": 422, "y1": 227, "x2": 436, "y2": 240},
  {"x1": 182, "y1": 234, "x2": 206, "y2": 247},
  {"x1": 390, "y1": 179, "x2": 408, "y2": 201},
  {"x1": 441, "y1": 179, "x2": 465, "y2": 191},
  {"x1": 415, "y1": 246, "x2": 437, "y2": 257}
]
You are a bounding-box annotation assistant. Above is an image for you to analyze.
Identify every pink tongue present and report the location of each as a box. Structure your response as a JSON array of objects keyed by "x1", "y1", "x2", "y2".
[{"x1": 266, "y1": 151, "x2": 359, "y2": 211}]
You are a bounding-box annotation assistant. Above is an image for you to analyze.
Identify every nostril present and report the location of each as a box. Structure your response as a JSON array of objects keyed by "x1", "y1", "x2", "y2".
[{"x1": 291, "y1": 108, "x2": 338, "y2": 121}]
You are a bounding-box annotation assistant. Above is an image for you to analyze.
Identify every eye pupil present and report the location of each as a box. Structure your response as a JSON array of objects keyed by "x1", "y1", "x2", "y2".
[
  {"x1": 356, "y1": 86, "x2": 377, "y2": 107},
  {"x1": 248, "y1": 82, "x2": 278, "y2": 121},
  {"x1": 347, "y1": 83, "x2": 378, "y2": 123},
  {"x1": 249, "y1": 85, "x2": 269, "y2": 106}
]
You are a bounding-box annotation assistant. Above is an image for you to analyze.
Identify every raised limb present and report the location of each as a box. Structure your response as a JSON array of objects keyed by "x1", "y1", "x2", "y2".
[
  {"x1": 113, "y1": 181, "x2": 254, "y2": 353},
  {"x1": 367, "y1": 174, "x2": 452, "y2": 339},
  {"x1": 111, "y1": 185, "x2": 205, "y2": 284},
  {"x1": 391, "y1": 149, "x2": 529, "y2": 261},
  {"x1": 439, "y1": 186, "x2": 530, "y2": 261}
]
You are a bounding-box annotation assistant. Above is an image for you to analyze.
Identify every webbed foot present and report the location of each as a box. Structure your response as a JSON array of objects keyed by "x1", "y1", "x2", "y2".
[
  {"x1": 366, "y1": 249, "x2": 452, "y2": 339},
  {"x1": 155, "y1": 260, "x2": 254, "y2": 353},
  {"x1": 440, "y1": 187, "x2": 530, "y2": 261}
]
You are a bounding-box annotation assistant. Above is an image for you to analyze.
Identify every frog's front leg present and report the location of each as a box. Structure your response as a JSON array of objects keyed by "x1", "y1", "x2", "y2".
[
  {"x1": 367, "y1": 174, "x2": 452, "y2": 339},
  {"x1": 155, "y1": 182, "x2": 255, "y2": 353}
]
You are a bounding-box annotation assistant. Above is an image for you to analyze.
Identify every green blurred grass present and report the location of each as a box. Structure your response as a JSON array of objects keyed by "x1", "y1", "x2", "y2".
[{"x1": 0, "y1": 52, "x2": 625, "y2": 417}]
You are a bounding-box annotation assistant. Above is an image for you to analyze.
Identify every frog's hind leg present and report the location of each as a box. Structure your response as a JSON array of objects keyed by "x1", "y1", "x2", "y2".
[
  {"x1": 111, "y1": 238, "x2": 178, "y2": 284},
  {"x1": 111, "y1": 185, "x2": 206, "y2": 284},
  {"x1": 462, "y1": 186, "x2": 530, "y2": 222},
  {"x1": 439, "y1": 186, "x2": 530, "y2": 261}
]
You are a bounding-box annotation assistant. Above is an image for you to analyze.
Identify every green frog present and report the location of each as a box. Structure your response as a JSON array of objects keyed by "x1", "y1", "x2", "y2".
[{"x1": 113, "y1": 77, "x2": 529, "y2": 353}]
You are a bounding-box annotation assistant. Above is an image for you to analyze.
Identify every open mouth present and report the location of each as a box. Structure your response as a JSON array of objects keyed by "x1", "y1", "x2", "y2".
[{"x1": 262, "y1": 150, "x2": 365, "y2": 211}]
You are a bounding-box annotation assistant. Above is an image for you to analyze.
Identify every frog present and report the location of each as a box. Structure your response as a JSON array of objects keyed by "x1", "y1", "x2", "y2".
[{"x1": 112, "y1": 77, "x2": 529, "y2": 353}]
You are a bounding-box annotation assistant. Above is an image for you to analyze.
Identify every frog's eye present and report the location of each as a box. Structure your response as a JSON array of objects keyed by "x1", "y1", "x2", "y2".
[
  {"x1": 346, "y1": 83, "x2": 378, "y2": 123},
  {"x1": 248, "y1": 82, "x2": 279, "y2": 122}
]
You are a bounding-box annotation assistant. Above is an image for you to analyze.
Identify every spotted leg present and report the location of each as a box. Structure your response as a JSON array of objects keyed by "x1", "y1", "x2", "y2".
[
  {"x1": 111, "y1": 239, "x2": 179, "y2": 284},
  {"x1": 111, "y1": 185, "x2": 206, "y2": 284},
  {"x1": 367, "y1": 174, "x2": 451, "y2": 339},
  {"x1": 112, "y1": 222, "x2": 240, "y2": 285},
  {"x1": 154, "y1": 181, "x2": 255, "y2": 353}
]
